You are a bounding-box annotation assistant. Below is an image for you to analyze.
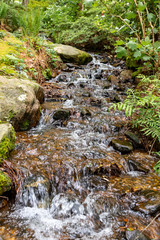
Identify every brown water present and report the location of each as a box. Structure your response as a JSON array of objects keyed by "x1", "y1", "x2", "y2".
[{"x1": 0, "y1": 54, "x2": 160, "y2": 240}]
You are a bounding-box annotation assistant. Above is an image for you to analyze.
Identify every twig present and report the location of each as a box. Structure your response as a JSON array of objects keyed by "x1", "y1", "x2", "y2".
[
  {"x1": 135, "y1": 213, "x2": 160, "y2": 240},
  {"x1": 0, "y1": 196, "x2": 8, "y2": 200},
  {"x1": 149, "y1": 137, "x2": 157, "y2": 155}
]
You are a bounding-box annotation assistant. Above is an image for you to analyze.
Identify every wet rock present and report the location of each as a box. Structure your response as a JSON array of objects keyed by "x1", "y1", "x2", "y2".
[
  {"x1": 79, "y1": 82, "x2": 86, "y2": 88},
  {"x1": 116, "y1": 84, "x2": 126, "y2": 92},
  {"x1": 94, "y1": 70, "x2": 103, "y2": 79},
  {"x1": 56, "y1": 74, "x2": 67, "y2": 82},
  {"x1": 82, "y1": 92, "x2": 91, "y2": 97},
  {"x1": 53, "y1": 44, "x2": 92, "y2": 65},
  {"x1": 127, "y1": 159, "x2": 149, "y2": 174},
  {"x1": 111, "y1": 139, "x2": 133, "y2": 153},
  {"x1": 84, "y1": 193, "x2": 118, "y2": 218},
  {"x1": 107, "y1": 75, "x2": 119, "y2": 85},
  {"x1": 80, "y1": 175, "x2": 109, "y2": 191},
  {"x1": 81, "y1": 108, "x2": 92, "y2": 118},
  {"x1": 103, "y1": 82, "x2": 112, "y2": 89},
  {"x1": 90, "y1": 98, "x2": 102, "y2": 107},
  {"x1": 0, "y1": 76, "x2": 44, "y2": 131},
  {"x1": 125, "y1": 131, "x2": 142, "y2": 148},
  {"x1": 19, "y1": 174, "x2": 51, "y2": 208},
  {"x1": 126, "y1": 230, "x2": 151, "y2": 240},
  {"x1": 134, "y1": 190, "x2": 160, "y2": 216},
  {"x1": 112, "y1": 94, "x2": 121, "y2": 103},
  {"x1": 120, "y1": 70, "x2": 133, "y2": 81},
  {"x1": 50, "y1": 193, "x2": 84, "y2": 218},
  {"x1": 53, "y1": 109, "x2": 71, "y2": 121},
  {"x1": 82, "y1": 163, "x2": 121, "y2": 178},
  {"x1": 67, "y1": 83, "x2": 76, "y2": 88}
]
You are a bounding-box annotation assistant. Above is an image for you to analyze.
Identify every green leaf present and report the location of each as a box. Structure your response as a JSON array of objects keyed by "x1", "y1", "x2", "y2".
[
  {"x1": 134, "y1": 50, "x2": 141, "y2": 58},
  {"x1": 126, "y1": 12, "x2": 137, "y2": 19},
  {"x1": 153, "y1": 41, "x2": 160, "y2": 49},
  {"x1": 115, "y1": 46, "x2": 127, "y2": 58},
  {"x1": 138, "y1": 2, "x2": 146, "y2": 11},
  {"x1": 115, "y1": 40, "x2": 125, "y2": 46},
  {"x1": 147, "y1": 13, "x2": 155, "y2": 22},
  {"x1": 127, "y1": 41, "x2": 137, "y2": 50},
  {"x1": 142, "y1": 55, "x2": 151, "y2": 61}
]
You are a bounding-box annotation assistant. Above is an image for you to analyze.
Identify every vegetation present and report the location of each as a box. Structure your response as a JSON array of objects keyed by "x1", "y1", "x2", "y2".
[{"x1": 111, "y1": 75, "x2": 160, "y2": 153}]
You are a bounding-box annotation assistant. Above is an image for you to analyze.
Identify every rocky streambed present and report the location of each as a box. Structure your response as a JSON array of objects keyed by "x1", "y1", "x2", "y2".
[{"x1": 0, "y1": 54, "x2": 160, "y2": 240}]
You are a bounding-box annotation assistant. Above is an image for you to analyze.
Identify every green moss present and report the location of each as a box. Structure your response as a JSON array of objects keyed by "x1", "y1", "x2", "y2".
[
  {"x1": 78, "y1": 52, "x2": 92, "y2": 65},
  {"x1": 0, "y1": 171, "x2": 12, "y2": 195},
  {"x1": 0, "y1": 127, "x2": 15, "y2": 164}
]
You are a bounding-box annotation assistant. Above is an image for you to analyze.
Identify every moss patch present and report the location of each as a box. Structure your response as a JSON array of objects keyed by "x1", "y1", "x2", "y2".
[
  {"x1": 0, "y1": 126, "x2": 15, "y2": 164},
  {"x1": 0, "y1": 171, "x2": 12, "y2": 195}
]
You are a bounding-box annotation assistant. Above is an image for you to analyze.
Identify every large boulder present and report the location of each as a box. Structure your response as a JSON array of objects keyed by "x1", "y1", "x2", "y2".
[
  {"x1": 53, "y1": 44, "x2": 92, "y2": 65},
  {"x1": 0, "y1": 123, "x2": 15, "y2": 164},
  {"x1": 0, "y1": 76, "x2": 44, "y2": 131}
]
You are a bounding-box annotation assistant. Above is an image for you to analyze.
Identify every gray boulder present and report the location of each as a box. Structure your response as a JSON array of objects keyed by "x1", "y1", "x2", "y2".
[
  {"x1": 0, "y1": 76, "x2": 44, "y2": 131},
  {"x1": 53, "y1": 44, "x2": 92, "y2": 65}
]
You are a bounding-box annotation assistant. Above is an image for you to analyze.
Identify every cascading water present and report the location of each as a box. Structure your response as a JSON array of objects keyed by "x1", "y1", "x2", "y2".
[{"x1": 0, "y1": 54, "x2": 160, "y2": 240}]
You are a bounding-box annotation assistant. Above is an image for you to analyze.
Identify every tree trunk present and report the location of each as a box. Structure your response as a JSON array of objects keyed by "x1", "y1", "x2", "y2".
[{"x1": 22, "y1": 0, "x2": 29, "y2": 6}]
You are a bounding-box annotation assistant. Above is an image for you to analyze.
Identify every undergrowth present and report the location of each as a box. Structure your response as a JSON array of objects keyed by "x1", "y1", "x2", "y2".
[{"x1": 111, "y1": 74, "x2": 160, "y2": 175}]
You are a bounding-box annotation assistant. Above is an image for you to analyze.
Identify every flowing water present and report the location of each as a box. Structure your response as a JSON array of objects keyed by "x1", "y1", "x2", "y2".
[{"x1": 0, "y1": 54, "x2": 160, "y2": 240}]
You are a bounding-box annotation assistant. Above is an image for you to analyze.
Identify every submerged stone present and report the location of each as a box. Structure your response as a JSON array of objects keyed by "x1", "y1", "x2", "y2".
[
  {"x1": 133, "y1": 190, "x2": 160, "y2": 216},
  {"x1": 80, "y1": 175, "x2": 109, "y2": 191},
  {"x1": 127, "y1": 159, "x2": 149, "y2": 174},
  {"x1": 126, "y1": 230, "x2": 151, "y2": 240},
  {"x1": 53, "y1": 109, "x2": 71, "y2": 121},
  {"x1": 111, "y1": 139, "x2": 133, "y2": 153},
  {"x1": 81, "y1": 108, "x2": 92, "y2": 118},
  {"x1": 120, "y1": 70, "x2": 133, "y2": 81}
]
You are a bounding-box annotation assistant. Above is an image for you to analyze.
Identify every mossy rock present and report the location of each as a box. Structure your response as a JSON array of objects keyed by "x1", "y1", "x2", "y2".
[
  {"x1": 53, "y1": 44, "x2": 92, "y2": 65},
  {"x1": 0, "y1": 123, "x2": 15, "y2": 164},
  {"x1": 0, "y1": 171, "x2": 12, "y2": 196},
  {"x1": 0, "y1": 76, "x2": 44, "y2": 131}
]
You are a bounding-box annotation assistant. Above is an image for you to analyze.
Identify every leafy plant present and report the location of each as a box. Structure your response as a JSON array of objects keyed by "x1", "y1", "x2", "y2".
[
  {"x1": 111, "y1": 75, "x2": 160, "y2": 150},
  {"x1": 154, "y1": 160, "x2": 160, "y2": 175},
  {"x1": 0, "y1": 1, "x2": 8, "y2": 26},
  {"x1": 20, "y1": 9, "x2": 43, "y2": 38},
  {"x1": 111, "y1": 74, "x2": 160, "y2": 173},
  {"x1": 112, "y1": 0, "x2": 160, "y2": 73}
]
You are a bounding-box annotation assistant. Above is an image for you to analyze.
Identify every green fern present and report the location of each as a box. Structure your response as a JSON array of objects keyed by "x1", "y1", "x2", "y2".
[
  {"x1": 0, "y1": 1, "x2": 8, "y2": 25},
  {"x1": 111, "y1": 74, "x2": 160, "y2": 173},
  {"x1": 154, "y1": 159, "x2": 160, "y2": 175},
  {"x1": 20, "y1": 9, "x2": 42, "y2": 38}
]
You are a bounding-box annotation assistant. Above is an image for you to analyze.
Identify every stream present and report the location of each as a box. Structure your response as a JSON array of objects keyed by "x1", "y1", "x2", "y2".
[{"x1": 0, "y1": 54, "x2": 160, "y2": 240}]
